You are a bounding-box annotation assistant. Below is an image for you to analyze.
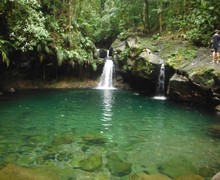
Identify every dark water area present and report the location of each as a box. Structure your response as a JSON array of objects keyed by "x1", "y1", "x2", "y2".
[{"x1": 0, "y1": 89, "x2": 219, "y2": 179}]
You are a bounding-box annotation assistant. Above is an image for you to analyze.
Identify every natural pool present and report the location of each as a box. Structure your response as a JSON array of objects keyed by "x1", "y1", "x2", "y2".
[{"x1": 0, "y1": 89, "x2": 220, "y2": 179}]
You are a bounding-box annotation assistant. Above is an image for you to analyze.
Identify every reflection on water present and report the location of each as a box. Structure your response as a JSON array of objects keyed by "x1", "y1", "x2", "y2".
[{"x1": 100, "y1": 90, "x2": 114, "y2": 139}]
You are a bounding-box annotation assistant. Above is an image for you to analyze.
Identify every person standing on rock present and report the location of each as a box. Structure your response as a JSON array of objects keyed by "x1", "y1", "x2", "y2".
[{"x1": 212, "y1": 30, "x2": 220, "y2": 63}]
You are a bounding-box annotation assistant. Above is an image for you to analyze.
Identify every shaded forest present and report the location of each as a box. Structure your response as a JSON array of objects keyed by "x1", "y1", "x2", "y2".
[{"x1": 0, "y1": 0, "x2": 220, "y2": 81}]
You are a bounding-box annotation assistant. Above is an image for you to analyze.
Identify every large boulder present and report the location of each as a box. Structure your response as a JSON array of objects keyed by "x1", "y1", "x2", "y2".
[
  {"x1": 106, "y1": 153, "x2": 132, "y2": 177},
  {"x1": 0, "y1": 163, "x2": 59, "y2": 180},
  {"x1": 129, "y1": 173, "x2": 171, "y2": 180},
  {"x1": 79, "y1": 154, "x2": 102, "y2": 172},
  {"x1": 111, "y1": 36, "x2": 163, "y2": 94},
  {"x1": 158, "y1": 156, "x2": 197, "y2": 178}
]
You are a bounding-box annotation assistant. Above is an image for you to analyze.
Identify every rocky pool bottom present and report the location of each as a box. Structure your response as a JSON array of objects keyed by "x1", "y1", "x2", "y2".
[{"x1": 0, "y1": 89, "x2": 220, "y2": 179}]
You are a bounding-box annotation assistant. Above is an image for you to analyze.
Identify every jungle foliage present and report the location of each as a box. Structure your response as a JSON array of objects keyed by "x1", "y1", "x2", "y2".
[{"x1": 0, "y1": 0, "x2": 220, "y2": 72}]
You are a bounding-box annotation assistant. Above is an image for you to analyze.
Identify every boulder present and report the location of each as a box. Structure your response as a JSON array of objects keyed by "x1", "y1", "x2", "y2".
[
  {"x1": 158, "y1": 156, "x2": 197, "y2": 178},
  {"x1": 168, "y1": 74, "x2": 192, "y2": 101},
  {"x1": 79, "y1": 154, "x2": 102, "y2": 172},
  {"x1": 106, "y1": 153, "x2": 132, "y2": 177},
  {"x1": 174, "y1": 174, "x2": 204, "y2": 180},
  {"x1": 129, "y1": 173, "x2": 171, "y2": 180},
  {"x1": 0, "y1": 163, "x2": 59, "y2": 180},
  {"x1": 51, "y1": 132, "x2": 74, "y2": 146}
]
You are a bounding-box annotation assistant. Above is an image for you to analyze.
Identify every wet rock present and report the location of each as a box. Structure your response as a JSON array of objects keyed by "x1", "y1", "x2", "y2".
[
  {"x1": 106, "y1": 153, "x2": 132, "y2": 177},
  {"x1": 129, "y1": 173, "x2": 171, "y2": 180},
  {"x1": 0, "y1": 163, "x2": 59, "y2": 180},
  {"x1": 174, "y1": 174, "x2": 204, "y2": 180},
  {"x1": 158, "y1": 156, "x2": 197, "y2": 178},
  {"x1": 81, "y1": 134, "x2": 107, "y2": 145},
  {"x1": 79, "y1": 154, "x2": 102, "y2": 172},
  {"x1": 168, "y1": 74, "x2": 192, "y2": 101},
  {"x1": 52, "y1": 133, "x2": 74, "y2": 146}
]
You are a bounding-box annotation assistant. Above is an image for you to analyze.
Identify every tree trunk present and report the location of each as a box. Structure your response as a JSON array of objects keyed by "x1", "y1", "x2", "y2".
[
  {"x1": 143, "y1": 0, "x2": 150, "y2": 34},
  {"x1": 68, "y1": 0, "x2": 73, "y2": 32},
  {"x1": 158, "y1": 2, "x2": 163, "y2": 34}
]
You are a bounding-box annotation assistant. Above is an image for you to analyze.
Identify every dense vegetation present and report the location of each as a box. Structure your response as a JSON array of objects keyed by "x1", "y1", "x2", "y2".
[{"x1": 0, "y1": 0, "x2": 220, "y2": 79}]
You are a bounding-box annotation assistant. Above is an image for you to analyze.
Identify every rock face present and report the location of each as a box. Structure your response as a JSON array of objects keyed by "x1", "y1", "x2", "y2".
[
  {"x1": 111, "y1": 34, "x2": 220, "y2": 111},
  {"x1": 111, "y1": 36, "x2": 163, "y2": 95}
]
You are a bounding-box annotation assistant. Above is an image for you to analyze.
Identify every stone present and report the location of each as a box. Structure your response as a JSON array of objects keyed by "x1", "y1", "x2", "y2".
[
  {"x1": 129, "y1": 173, "x2": 171, "y2": 180},
  {"x1": 52, "y1": 133, "x2": 74, "y2": 146},
  {"x1": 106, "y1": 153, "x2": 132, "y2": 177},
  {"x1": 79, "y1": 154, "x2": 102, "y2": 172},
  {"x1": 174, "y1": 174, "x2": 204, "y2": 180},
  {"x1": 0, "y1": 163, "x2": 59, "y2": 180},
  {"x1": 158, "y1": 156, "x2": 197, "y2": 178}
]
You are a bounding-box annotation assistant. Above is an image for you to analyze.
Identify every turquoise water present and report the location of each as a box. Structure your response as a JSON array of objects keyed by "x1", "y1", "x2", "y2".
[{"x1": 0, "y1": 89, "x2": 220, "y2": 178}]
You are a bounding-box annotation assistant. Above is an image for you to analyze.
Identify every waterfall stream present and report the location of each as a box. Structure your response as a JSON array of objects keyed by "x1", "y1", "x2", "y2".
[
  {"x1": 153, "y1": 63, "x2": 166, "y2": 100},
  {"x1": 97, "y1": 50, "x2": 115, "y2": 89}
]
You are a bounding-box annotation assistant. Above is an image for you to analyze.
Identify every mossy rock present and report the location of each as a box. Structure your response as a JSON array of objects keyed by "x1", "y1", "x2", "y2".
[
  {"x1": 79, "y1": 154, "x2": 102, "y2": 172},
  {"x1": 106, "y1": 153, "x2": 132, "y2": 177},
  {"x1": 129, "y1": 173, "x2": 171, "y2": 180},
  {"x1": 0, "y1": 163, "x2": 59, "y2": 180},
  {"x1": 174, "y1": 174, "x2": 204, "y2": 180},
  {"x1": 51, "y1": 133, "x2": 74, "y2": 146},
  {"x1": 158, "y1": 156, "x2": 197, "y2": 178}
]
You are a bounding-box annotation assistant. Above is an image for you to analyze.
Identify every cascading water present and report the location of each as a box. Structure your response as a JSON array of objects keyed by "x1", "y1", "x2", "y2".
[
  {"x1": 97, "y1": 50, "x2": 115, "y2": 90},
  {"x1": 154, "y1": 63, "x2": 166, "y2": 100}
]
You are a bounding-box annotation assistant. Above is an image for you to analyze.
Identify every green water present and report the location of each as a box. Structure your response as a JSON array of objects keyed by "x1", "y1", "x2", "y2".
[{"x1": 0, "y1": 89, "x2": 220, "y2": 179}]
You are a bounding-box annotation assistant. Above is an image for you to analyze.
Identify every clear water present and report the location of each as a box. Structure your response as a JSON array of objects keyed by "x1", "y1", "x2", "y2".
[{"x1": 0, "y1": 89, "x2": 220, "y2": 178}]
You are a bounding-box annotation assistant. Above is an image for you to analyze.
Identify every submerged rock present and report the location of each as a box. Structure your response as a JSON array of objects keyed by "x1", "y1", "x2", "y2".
[
  {"x1": 106, "y1": 153, "x2": 132, "y2": 177},
  {"x1": 129, "y1": 173, "x2": 171, "y2": 180},
  {"x1": 174, "y1": 174, "x2": 204, "y2": 180},
  {"x1": 158, "y1": 156, "x2": 197, "y2": 178},
  {"x1": 0, "y1": 163, "x2": 59, "y2": 180},
  {"x1": 79, "y1": 154, "x2": 102, "y2": 172},
  {"x1": 51, "y1": 132, "x2": 74, "y2": 146}
]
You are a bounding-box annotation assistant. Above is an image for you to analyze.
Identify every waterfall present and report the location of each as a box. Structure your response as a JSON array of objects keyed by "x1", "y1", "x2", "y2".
[
  {"x1": 154, "y1": 63, "x2": 166, "y2": 100},
  {"x1": 97, "y1": 50, "x2": 115, "y2": 89}
]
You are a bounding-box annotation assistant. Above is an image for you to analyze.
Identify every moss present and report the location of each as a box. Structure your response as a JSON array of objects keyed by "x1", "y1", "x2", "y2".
[{"x1": 166, "y1": 47, "x2": 198, "y2": 68}]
